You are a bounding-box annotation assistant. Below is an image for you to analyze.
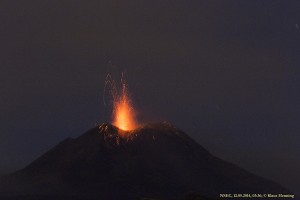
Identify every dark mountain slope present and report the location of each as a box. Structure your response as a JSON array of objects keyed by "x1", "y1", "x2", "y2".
[{"x1": 0, "y1": 122, "x2": 289, "y2": 199}]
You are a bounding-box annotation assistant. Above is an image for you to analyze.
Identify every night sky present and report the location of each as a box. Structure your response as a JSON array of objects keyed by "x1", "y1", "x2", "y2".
[{"x1": 1, "y1": 0, "x2": 299, "y2": 194}]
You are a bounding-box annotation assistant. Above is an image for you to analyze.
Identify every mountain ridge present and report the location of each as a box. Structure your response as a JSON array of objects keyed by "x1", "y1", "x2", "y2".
[{"x1": 0, "y1": 122, "x2": 290, "y2": 199}]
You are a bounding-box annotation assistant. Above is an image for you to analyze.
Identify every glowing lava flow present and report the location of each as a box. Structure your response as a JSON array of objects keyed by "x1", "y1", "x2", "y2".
[{"x1": 111, "y1": 77, "x2": 137, "y2": 132}]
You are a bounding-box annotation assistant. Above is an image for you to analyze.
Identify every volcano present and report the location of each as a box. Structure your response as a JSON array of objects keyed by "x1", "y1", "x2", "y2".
[{"x1": 0, "y1": 122, "x2": 289, "y2": 199}]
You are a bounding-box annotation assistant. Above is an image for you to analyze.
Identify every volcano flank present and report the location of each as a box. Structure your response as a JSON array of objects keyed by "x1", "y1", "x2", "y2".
[{"x1": 0, "y1": 122, "x2": 289, "y2": 199}]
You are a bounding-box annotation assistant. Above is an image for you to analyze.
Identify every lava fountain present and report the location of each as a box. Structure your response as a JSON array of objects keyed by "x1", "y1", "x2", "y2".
[
  {"x1": 105, "y1": 73, "x2": 138, "y2": 132},
  {"x1": 112, "y1": 81, "x2": 137, "y2": 131}
]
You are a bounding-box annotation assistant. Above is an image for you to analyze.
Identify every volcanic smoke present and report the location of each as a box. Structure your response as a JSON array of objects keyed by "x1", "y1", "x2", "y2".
[{"x1": 105, "y1": 74, "x2": 138, "y2": 132}]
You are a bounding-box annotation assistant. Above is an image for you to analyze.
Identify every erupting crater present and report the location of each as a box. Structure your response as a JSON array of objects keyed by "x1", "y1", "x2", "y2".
[{"x1": 106, "y1": 73, "x2": 139, "y2": 133}]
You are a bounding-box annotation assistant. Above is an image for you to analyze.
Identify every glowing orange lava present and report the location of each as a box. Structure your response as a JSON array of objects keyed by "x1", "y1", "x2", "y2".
[{"x1": 112, "y1": 79, "x2": 137, "y2": 131}]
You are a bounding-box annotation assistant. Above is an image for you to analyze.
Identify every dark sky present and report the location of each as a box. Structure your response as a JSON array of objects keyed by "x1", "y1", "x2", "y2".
[{"x1": 1, "y1": 0, "x2": 299, "y2": 194}]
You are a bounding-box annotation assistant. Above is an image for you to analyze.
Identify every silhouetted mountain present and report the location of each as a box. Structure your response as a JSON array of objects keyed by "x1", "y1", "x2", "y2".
[{"x1": 0, "y1": 122, "x2": 290, "y2": 200}]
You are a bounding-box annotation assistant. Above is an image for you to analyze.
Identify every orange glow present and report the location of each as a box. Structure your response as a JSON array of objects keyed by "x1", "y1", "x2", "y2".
[{"x1": 112, "y1": 78, "x2": 137, "y2": 132}]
